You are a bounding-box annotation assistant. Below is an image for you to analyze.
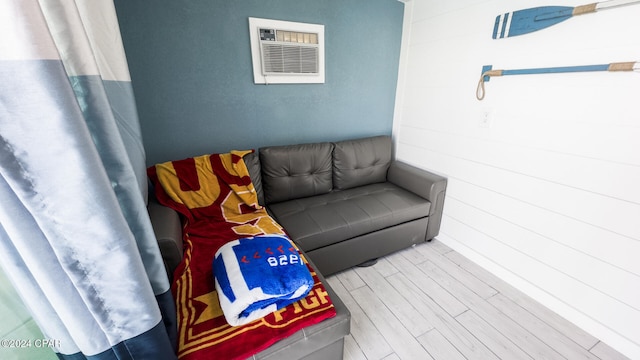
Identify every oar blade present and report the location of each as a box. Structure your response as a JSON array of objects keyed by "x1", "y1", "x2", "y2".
[{"x1": 493, "y1": 6, "x2": 574, "y2": 39}]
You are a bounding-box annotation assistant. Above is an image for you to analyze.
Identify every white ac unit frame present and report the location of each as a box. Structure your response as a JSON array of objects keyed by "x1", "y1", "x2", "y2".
[{"x1": 248, "y1": 17, "x2": 325, "y2": 84}]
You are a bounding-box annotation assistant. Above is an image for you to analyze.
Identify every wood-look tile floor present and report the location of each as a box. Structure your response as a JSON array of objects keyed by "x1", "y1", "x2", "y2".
[{"x1": 326, "y1": 239, "x2": 630, "y2": 360}]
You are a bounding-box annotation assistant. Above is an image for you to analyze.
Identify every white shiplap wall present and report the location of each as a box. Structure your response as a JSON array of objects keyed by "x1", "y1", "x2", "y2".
[{"x1": 393, "y1": 0, "x2": 640, "y2": 358}]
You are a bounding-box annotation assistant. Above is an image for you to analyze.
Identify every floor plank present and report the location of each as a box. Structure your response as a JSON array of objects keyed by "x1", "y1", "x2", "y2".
[
  {"x1": 456, "y1": 309, "x2": 533, "y2": 360},
  {"x1": 353, "y1": 266, "x2": 433, "y2": 337},
  {"x1": 443, "y1": 247, "x2": 601, "y2": 350},
  {"x1": 326, "y1": 276, "x2": 393, "y2": 360},
  {"x1": 487, "y1": 293, "x2": 600, "y2": 360},
  {"x1": 381, "y1": 353, "x2": 401, "y2": 360},
  {"x1": 350, "y1": 286, "x2": 434, "y2": 360},
  {"x1": 414, "y1": 241, "x2": 498, "y2": 299},
  {"x1": 416, "y1": 258, "x2": 565, "y2": 360},
  {"x1": 372, "y1": 257, "x2": 399, "y2": 277},
  {"x1": 335, "y1": 268, "x2": 366, "y2": 291},
  {"x1": 590, "y1": 341, "x2": 633, "y2": 360},
  {"x1": 329, "y1": 240, "x2": 630, "y2": 360},
  {"x1": 417, "y1": 329, "x2": 467, "y2": 360},
  {"x1": 386, "y1": 272, "x2": 500, "y2": 360},
  {"x1": 343, "y1": 334, "x2": 367, "y2": 360},
  {"x1": 390, "y1": 251, "x2": 468, "y2": 316}
]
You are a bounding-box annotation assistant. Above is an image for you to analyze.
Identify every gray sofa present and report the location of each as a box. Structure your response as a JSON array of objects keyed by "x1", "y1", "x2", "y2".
[
  {"x1": 244, "y1": 135, "x2": 447, "y2": 276},
  {"x1": 147, "y1": 134, "x2": 446, "y2": 360}
]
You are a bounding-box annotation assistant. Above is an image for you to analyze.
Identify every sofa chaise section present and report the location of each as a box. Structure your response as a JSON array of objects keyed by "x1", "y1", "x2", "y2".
[{"x1": 148, "y1": 195, "x2": 350, "y2": 360}]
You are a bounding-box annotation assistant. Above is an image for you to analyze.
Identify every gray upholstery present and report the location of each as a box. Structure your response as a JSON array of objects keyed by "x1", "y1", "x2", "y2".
[
  {"x1": 387, "y1": 161, "x2": 448, "y2": 242},
  {"x1": 332, "y1": 135, "x2": 391, "y2": 190},
  {"x1": 260, "y1": 142, "x2": 334, "y2": 204},
  {"x1": 147, "y1": 198, "x2": 183, "y2": 280},
  {"x1": 254, "y1": 261, "x2": 350, "y2": 360},
  {"x1": 243, "y1": 151, "x2": 265, "y2": 206},
  {"x1": 307, "y1": 218, "x2": 429, "y2": 276},
  {"x1": 268, "y1": 182, "x2": 431, "y2": 252},
  {"x1": 258, "y1": 135, "x2": 448, "y2": 276},
  {"x1": 147, "y1": 194, "x2": 351, "y2": 360}
]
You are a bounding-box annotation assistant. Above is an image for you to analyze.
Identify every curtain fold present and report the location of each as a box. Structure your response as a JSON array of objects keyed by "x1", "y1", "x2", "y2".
[{"x1": 0, "y1": 1, "x2": 176, "y2": 358}]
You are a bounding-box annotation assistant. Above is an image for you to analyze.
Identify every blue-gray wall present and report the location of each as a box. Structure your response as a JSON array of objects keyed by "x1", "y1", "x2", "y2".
[{"x1": 114, "y1": 0, "x2": 404, "y2": 166}]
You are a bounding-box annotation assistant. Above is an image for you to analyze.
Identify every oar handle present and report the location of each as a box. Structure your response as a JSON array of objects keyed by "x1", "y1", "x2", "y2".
[
  {"x1": 573, "y1": 3, "x2": 598, "y2": 15},
  {"x1": 483, "y1": 70, "x2": 504, "y2": 77},
  {"x1": 573, "y1": 0, "x2": 640, "y2": 15},
  {"x1": 595, "y1": 0, "x2": 640, "y2": 10},
  {"x1": 607, "y1": 61, "x2": 638, "y2": 71}
]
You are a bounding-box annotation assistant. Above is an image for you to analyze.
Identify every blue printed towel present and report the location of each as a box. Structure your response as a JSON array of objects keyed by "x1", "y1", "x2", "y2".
[{"x1": 213, "y1": 235, "x2": 314, "y2": 326}]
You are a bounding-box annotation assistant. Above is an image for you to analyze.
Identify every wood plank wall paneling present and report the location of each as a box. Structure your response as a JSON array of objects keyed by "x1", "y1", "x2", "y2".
[{"x1": 393, "y1": 0, "x2": 640, "y2": 358}]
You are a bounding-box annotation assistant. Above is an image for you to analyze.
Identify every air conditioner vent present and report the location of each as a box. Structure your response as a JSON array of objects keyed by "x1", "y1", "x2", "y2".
[{"x1": 261, "y1": 43, "x2": 319, "y2": 74}]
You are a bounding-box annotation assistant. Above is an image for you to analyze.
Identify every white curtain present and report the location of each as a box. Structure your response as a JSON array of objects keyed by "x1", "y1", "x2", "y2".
[{"x1": 0, "y1": 1, "x2": 176, "y2": 358}]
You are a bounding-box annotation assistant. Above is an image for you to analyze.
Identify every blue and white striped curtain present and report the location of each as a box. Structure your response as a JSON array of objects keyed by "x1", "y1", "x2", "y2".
[{"x1": 0, "y1": 1, "x2": 176, "y2": 359}]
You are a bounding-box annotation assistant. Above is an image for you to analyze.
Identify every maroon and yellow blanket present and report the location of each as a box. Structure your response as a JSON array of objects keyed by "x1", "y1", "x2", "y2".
[{"x1": 148, "y1": 151, "x2": 336, "y2": 360}]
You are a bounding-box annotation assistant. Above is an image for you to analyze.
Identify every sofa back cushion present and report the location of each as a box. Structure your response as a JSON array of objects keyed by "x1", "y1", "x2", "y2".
[
  {"x1": 333, "y1": 135, "x2": 392, "y2": 190},
  {"x1": 259, "y1": 142, "x2": 334, "y2": 204}
]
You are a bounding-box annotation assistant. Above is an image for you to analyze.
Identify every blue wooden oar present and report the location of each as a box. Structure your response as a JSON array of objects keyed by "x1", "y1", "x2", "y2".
[
  {"x1": 476, "y1": 61, "x2": 639, "y2": 100},
  {"x1": 493, "y1": 0, "x2": 640, "y2": 39}
]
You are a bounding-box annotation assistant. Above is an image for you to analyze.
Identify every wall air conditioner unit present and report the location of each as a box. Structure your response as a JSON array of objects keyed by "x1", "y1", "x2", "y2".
[{"x1": 249, "y1": 17, "x2": 325, "y2": 84}]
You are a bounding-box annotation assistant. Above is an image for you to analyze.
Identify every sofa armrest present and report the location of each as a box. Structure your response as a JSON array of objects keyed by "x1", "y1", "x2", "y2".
[
  {"x1": 148, "y1": 200, "x2": 183, "y2": 280},
  {"x1": 387, "y1": 160, "x2": 447, "y2": 240}
]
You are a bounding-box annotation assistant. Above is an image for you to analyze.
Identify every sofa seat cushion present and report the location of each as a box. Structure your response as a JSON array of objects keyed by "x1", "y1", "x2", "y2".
[{"x1": 268, "y1": 182, "x2": 431, "y2": 252}]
